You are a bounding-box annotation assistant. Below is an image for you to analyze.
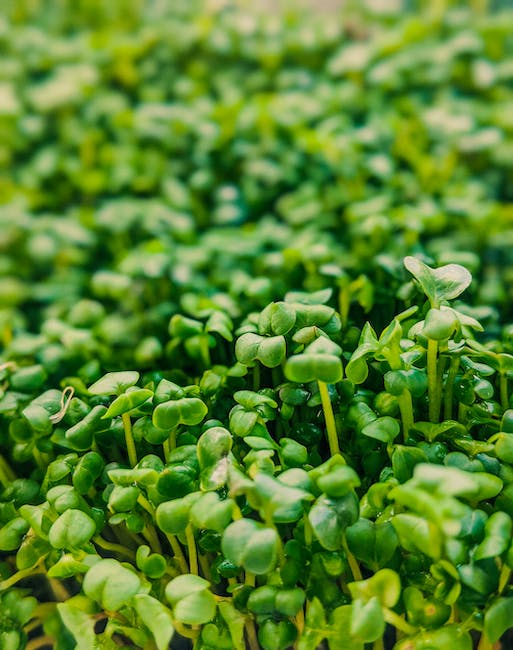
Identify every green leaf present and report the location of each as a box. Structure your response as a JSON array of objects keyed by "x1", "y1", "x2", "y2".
[
  {"x1": 484, "y1": 597, "x2": 513, "y2": 643},
  {"x1": 156, "y1": 493, "x2": 202, "y2": 534},
  {"x1": 165, "y1": 574, "x2": 216, "y2": 625},
  {"x1": 48, "y1": 509, "x2": 96, "y2": 549},
  {"x1": 394, "y1": 625, "x2": 472, "y2": 650},
  {"x1": 190, "y1": 492, "x2": 234, "y2": 532},
  {"x1": 404, "y1": 256, "x2": 472, "y2": 307},
  {"x1": 346, "y1": 519, "x2": 398, "y2": 569},
  {"x1": 474, "y1": 512, "x2": 512, "y2": 560},
  {"x1": 83, "y1": 559, "x2": 141, "y2": 611},
  {"x1": 285, "y1": 354, "x2": 343, "y2": 384},
  {"x1": 361, "y1": 416, "x2": 400, "y2": 443},
  {"x1": 103, "y1": 388, "x2": 153, "y2": 418},
  {"x1": 152, "y1": 397, "x2": 207, "y2": 429},
  {"x1": 350, "y1": 597, "x2": 385, "y2": 643},
  {"x1": 392, "y1": 513, "x2": 442, "y2": 559},
  {"x1": 132, "y1": 594, "x2": 174, "y2": 650},
  {"x1": 258, "y1": 302, "x2": 297, "y2": 336},
  {"x1": 348, "y1": 569, "x2": 401, "y2": 608},
  {"x1": 57, "y1": 603, "x2": 96, "y2": 650},
  {"x1": 222, "y1": 518, "x2": 279, "y2": 575},
  {"x1": 88, "y1": 371, "x2": 139, "y2": 395},
  {"x1": 218, "y1": 601, "x2": 246, "y2": 650},
  {"x1": 309, "y1": 492, "x2": 359, "y2": 550},
  {"x1": 298, "y1": 597, "x2": 328, "y2": 650}
]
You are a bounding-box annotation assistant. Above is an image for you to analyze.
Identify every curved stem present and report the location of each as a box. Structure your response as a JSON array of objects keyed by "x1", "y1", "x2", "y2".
[
  {"x1": 142, "y1": 523, "x2": 163, "y2": 555},
  {"x1": 252, "y1": 364, "x2": 260, "y2": 392},
  {"x1": 0, "y1": 455, "x2": 15, "y2": 488},
  {"x1": 397, "y1": 390, "x2": 414, "y2": 442},
  {"x1": 0, "y1": 564, "x2": 44, "y2": 591},
  {"x1": 94, "y1": 535, "x2": 137, "y2": 561},
  {"x1": 122, "y1": 413, "x2": 137, "y2": 467},
  {"x1": 245, "y1": 617, "x2": 259, "y2": 650},
  {"x1": 500, "y1": 374, "x2": 509, "y2": 412},
  {"x1": 26, "y1": 636, "x2": 54, "y2": 650},
  {"x1": 444, "y1": 356, "x2": 460, "y2": 420},
  {"x1": 165, "y1": 533, "x2": 188, "y2": 574},
  {"x1": 163, "y1": 426, "x2": 177, "y2": 463},
  {"x1": 427, "y1": 338, "x2": 439, "y2": 422},
  {"x1": 342, "y1": 535, "x2": 362, "y2": 581},
  {"x1": 477, "y1": 633, "x2": 495, "y2": 650},
  {"x1": 318, "y1": 380, "x2": 340, "y2": 456},
  {"x1": 383, "y1": 609, "x2": 417, "y2": 636},
  {"x1": 185, "y1": 523, "x2": 198, "y2": 576}
]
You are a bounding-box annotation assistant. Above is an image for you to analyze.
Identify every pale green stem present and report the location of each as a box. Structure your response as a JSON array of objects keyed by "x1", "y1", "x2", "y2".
[
  {"x1": 122, "y1": 412, "x2": 138, "y2": 467},
  {"x1": 383, "y1": 609, "x2": 417, "y2": 636},
  {"x1": 93, "y1": 535, "x2": 137, "y2": 561},
  {"x1": 165, "y1": 533, "x2": 189, "y2": 574},
  {"x1": 48, "y1": 577, "x2": 70, "y2": 602},
  {"x1": 185, "y1": 523, "x2": 198, "y2": 576},
  {"x1": 342, "y1": 535, "x2": 362, "y2": 581},
  {"x1": 252, "y1": 364, "x2": 260, "y2": 391},
  {"x1": 245, "y1": 617, "x2": 260, "y2": 650},
  {"x1": 477, "y1": 633, "x2": 495, "y2": 650},
  {"x1": 339, "y1": 285, "x2": 350, "y2": 330},
  {"x1": 142, "y1": 523, "x2": 163, "y2": 555},
  {"x1": 397, "y1": 391, "x2": 414, "y2": 442},
  {"x1": 198, "y1": 553, "x2": 212, "y2": 581},
  {"x1": 318, "y1": 380, "x2": 340, "y2": 456},
  {"x1": 26, "y1": 636, "x2": 55, "y2": 650},
  {"x1": 373, "y1": 638, "x2": 385, "y2": 650},
  {"x1": 163, "y1": 426, "x2": 177, "y2": 463},
  {"x1": 427, "y1": 338, "x2": 439, "y2": 422},
  {"x1": 444, "y1": 356, "x2": 460, "y2": 420},
  {"x1": 0, "y1": 564, "x2": 44, "y2": 591},
  {"x1": 500, "y1": 374, "x2": 509, "y2": 412},
  {"x1": 499, "y1": 564, "x2": 511, "y2": 595},
  {"x1": 245, "y1": 571, "x2": 255, "y2": 587},
  {"x1": 0, "y1": 455, "x2": 15, "y2": 488}
]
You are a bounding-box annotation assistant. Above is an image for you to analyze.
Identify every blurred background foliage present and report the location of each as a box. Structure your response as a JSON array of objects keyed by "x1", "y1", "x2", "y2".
[{"x1": 1, "y1": 0, "x2": 513, "y2": 372}]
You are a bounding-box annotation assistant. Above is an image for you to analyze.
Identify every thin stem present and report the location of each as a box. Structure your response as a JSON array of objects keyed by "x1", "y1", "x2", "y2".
[
  {"x1": 0, "y1": 455, "x2": 15, "y2": 488},
  {"x1": 122, "y1": 413, "x2": 138, "y2": 467},
  {"x1": 444, "y1": 356, "x2": 460, "y2": 420},
  {"x1": 26, "y1": 636, "x2": 55, "y2": 650},
  {"x1": 93, "y1": 535, "x2": 137, "y2": 561},
  {"x1": 185, "y1": 524, "x2": 198, "y2": 576},
  {"x1": 47, "y1": 577, "x2": 70, "y2": 602},
  {"x1": 318, "y1": 380, "x2": 340, "y2": 456},
  {"x1": 499, "y1": 563, "x2": 511, "y2": 595},
  {"x1": 245, "y1": 571, "x2": 256, "y2": 587},
  {"x1": 0, "y1": 564, "x2": 44, "y2": 590},
  {"x1": 373, "y1": 638, "x2": 385, "y2": 650},
  {"x1": 342, "y1": 535, "x2": 362, "y2": 581},
  {"x1": 339, "y1": 285, "x2": 350, "y2": 330},
  {"x1": 427, "y1": 338, "x2": 439, "y2": 422},
  {"x1": 137, "y1": 493, "x2": 155, "y2": 516},
  {"x1": 252, "y1": 364, "x2": 260, "y2": 391},
  {"x1": 173, "y1": 620, "x2": 199, "y2": 640},
  {"x1": 163, "y1": 426, "x2": 177, "y2": 463},
  {"x1": 198, "y1": 553, "x2": 212, "y2": 581},
  {"x1": 477, "y1": 633, "x2": 495, "y2": 650},
  {"x1": 295, "y1": 606, "x2": 305, "y2": 637},
  {"x1": 165, "y1": 533, "x2": 189, "y2": 574},
  {"x1": 303, "y1": 514, "x2": 313, "y2": 547},
  {"x1": 383, "y1": 609, "x2": 417, "y2": 636},
  {"x1": 500, "y1": 374, "x2": 509, "y2": 412},
  {"x1": 142, "y1": 523, "x2": 163, "y2": 555},
  {"x1": 200, "y1": 334, "x2": 211, "y2": 367},
  {"x1": 397, "y1": 390, "x2": 414, "y2": 442},
  {"x1": 245, "y1": 617, "x2": 260, "y2": 650}
]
